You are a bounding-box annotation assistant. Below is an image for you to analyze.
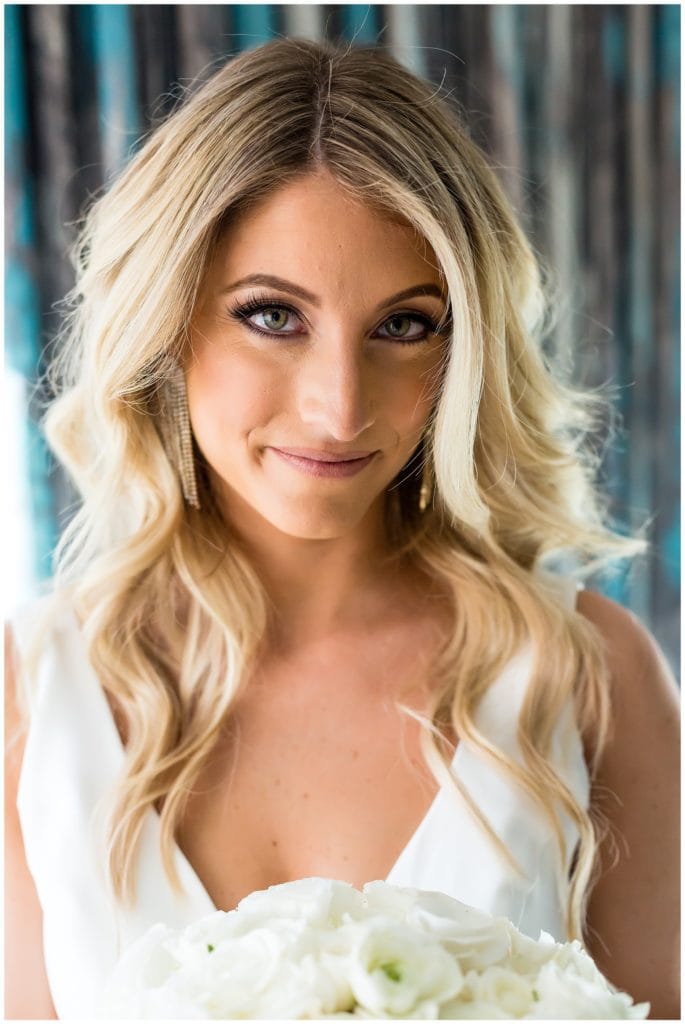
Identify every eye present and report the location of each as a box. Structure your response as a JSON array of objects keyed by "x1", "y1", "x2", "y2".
[
  {"x1": 226, "y1": 294, "x2": 446, "y2": 344},
  {"x1": 250, "y1": 307, "x2": 299, "y2": 333},
  {"x1": 376, "y1": 313, "x2": 437, "y2": 343},
  {"x1": 227, "y1": 299, "x2": 306, "y2": 336}
]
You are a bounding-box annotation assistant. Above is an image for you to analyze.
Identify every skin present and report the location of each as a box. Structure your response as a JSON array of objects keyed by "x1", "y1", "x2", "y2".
[
  {"x1": 575, "y1": 590, "x2": 680, "y2": 1019},
  {"x1": 5, "y1": 168, "x2": 679, "y2": 1018},
  {"x1": 185, "y1": 168, "x2": 449, "y2": 643}
]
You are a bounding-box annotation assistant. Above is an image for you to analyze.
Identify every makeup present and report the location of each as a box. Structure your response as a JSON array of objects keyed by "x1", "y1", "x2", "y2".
[{"x1": 268, "y1": 447, "x2": 378, "y2": 478}]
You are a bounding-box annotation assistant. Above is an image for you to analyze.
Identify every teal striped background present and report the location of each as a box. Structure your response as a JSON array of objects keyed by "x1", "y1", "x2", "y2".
[{"x1": 5, "y1": 4, "x2": 680, "y2": 672}]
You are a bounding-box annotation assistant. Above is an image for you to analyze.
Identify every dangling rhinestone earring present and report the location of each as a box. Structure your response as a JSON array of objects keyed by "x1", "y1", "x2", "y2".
[
  {"x1": 160, "y1": 361, "x2": 201, "y2": 510},
  {"x1": 419, "y1": 458, "x2": 433, "y2": 512}
]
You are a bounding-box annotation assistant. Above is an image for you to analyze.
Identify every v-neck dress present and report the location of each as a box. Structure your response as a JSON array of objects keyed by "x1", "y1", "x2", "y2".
[{"x1": 10, "y1": 572, "x2": 588, "y2": 1019}]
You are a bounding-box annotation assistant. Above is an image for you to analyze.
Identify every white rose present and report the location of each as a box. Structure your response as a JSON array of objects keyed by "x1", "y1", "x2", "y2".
[
  {"x1": 202, "y1": 921, "x2": 357, "y2": 1017},
  {"x1": 150, "y1": 923, "x2": 295, "y2": 1017},
  {"x1": 99, "y1": 922, "x2": 201, "y2": 1018},
  {"x1": 437, "y1": 967, "x2": 527, "y2": 1020},
  {"x1": 407, "y1": 890, "x2": 514, "y2": 973},
  {"x1": 111, "y1": 982, "x2": 207, "y2": 1019},
  {"x1": 198, "y1": 924, "x2": 303, "y2": 1014},
  {"x1": 101, "y1": 880, "x2": 649, "y2": 1020},
  {"x1": 100, "y1": 922, "x2": 205, "y2": 1017},
  {"x1": 181, "y1": 907, "x2": 246, "y2": 947},
  {"x1": 506, "y1": 928, "x2": 558, "y2": 977},
  {"x1": 439, "y1": 997, "x2": 511, "y2": 1020},
  {"x1": 234, "y1": 876, "x2": 366, "y2": 933},
  {"x1": 348, "y1": 919, "x2": 463, "y2": 1016},
  {"x1": 362, "y1": 880, "x2": 424, "y2": 921},
  {"x1": 529, "y1": 956, "x2": 650, "y2": 1020},
  {"x1": 247, "y1": 948, "x2": 356, "y2": 1018},
  {"x1": 470, "y1": 964, "x2": 535, "y2": 1017},
  {"x1": 362, "y1": 882, "x2": 515, "y2": 976}
]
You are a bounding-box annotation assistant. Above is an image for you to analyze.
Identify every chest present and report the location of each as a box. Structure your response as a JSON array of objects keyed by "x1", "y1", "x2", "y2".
[{"x1": 173, "y1": 628, "x2": 455, "y2": 913}]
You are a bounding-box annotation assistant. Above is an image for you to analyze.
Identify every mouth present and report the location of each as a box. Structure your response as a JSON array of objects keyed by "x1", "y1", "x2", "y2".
[{"x1": 268, "y1": 447, "x2": 379, "y2": 479}]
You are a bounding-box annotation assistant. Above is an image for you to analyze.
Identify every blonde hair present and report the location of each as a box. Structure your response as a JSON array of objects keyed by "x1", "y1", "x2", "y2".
[{"x1": 32, "y1": 38, "x2": 644, "y2": 942}]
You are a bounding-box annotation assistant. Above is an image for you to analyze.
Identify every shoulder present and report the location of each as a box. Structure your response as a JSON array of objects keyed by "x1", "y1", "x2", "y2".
[
  {"x1": 5, "y1": 620, "x2": 29, "y2": 763},
  {"x1": 573, "y1": 589, "x2": 680, "y2": 1016},
  {"x1": 4, "y1": 622, "x2": 59, "y2": 1019},
  {"x1": 6, "y1": 588, "x2": 75, "y2": 686},
  {"x1": 574, "y1": 587, "x2": 679, "y2": 764},
  {"x1": 5, "y1": 592, "x2": 80, "y2": 767},
  {"x1": 575, "y1": 587, "x2": 679, "y2": 714}
]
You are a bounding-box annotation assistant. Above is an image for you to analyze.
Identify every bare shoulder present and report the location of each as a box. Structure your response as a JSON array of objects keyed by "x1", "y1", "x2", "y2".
[
  {"x1": 5, "y1": 622, "x2": 29, "y2": 775},
  {"x1": 575, "y1": 588, "x2": 679, "y2": 756},
  {"x1": 573, "y1": 590, "x2": 680, "y2": 1019},
  {"x1": 576, "y1": 587, "x2": 678, "y2": 696},
  {"x1": 4, "y1": 622, "x2": 58, "y2": 1019}
]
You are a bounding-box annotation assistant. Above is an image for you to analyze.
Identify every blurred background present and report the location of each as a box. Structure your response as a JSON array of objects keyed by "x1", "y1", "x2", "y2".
[{"x1": 4, "y1": 4, "x2": 680, "y2": 674}]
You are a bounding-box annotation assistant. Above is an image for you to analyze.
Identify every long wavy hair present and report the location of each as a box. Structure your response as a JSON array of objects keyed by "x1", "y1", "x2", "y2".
[{"x1": 27, "y1": 38, "x2": 645, "y2": 942}]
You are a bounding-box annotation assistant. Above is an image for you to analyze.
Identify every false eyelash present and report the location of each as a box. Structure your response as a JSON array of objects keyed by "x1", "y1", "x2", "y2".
[
  {"x1": 225, "y1": 292, "x2": 303, "y2": 330},
  {"x1": 225, "y1": 289, "x2": 452, "y2": 344}
]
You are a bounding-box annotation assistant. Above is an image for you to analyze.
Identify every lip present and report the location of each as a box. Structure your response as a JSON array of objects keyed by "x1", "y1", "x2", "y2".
[
  {"x1": 269, "y1": 446, "x2": 379, "y2": 478},
  {"x1": 275, "y1": 446, "x2": 376, "y2": 462}
]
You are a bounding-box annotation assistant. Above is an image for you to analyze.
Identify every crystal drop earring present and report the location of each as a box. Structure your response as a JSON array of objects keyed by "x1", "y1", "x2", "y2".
[
  {"x1": 160, "y1": 362, "x2": 201, "y2": 510},
  {"x1": 419, "y1": 457, "x2": 433, "y2": 513}
]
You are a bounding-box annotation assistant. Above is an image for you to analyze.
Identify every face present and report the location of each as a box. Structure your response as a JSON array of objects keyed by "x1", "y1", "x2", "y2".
[{"x1": 186, "y1": 168, "x2": 449, "y2": 543}]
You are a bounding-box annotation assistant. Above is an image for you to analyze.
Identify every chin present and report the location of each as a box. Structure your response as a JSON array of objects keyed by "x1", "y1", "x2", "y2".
[
  {"x1": 213, "y1": 471, "x2": 384, "y2": 542},
  {"x1": 248, "y1": 485, "x2": 380, "y2": 541},
  {"x1": 264, "y1": 506, "x2": 371, "y2": 542}
]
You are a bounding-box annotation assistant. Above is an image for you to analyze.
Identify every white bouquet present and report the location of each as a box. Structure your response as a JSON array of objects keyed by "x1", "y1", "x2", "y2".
[{"x1": 101, "y1": 878, "x2": 649, "y2": 1019}]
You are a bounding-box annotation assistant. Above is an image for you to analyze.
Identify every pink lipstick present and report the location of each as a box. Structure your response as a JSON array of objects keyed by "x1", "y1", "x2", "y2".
[{"x1": 269, "y1": 447, "x2": 378, "y2": 478}]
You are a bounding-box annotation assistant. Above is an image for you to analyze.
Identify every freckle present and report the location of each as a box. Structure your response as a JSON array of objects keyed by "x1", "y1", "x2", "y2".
[
  {"x1": 302, "y1": 792, "x2": 309, "y2": 799},
  {"x1": 274, "y1": 778, "x2": 281, "y2": 786},
  {"x1": 272, "y1": 839, "x2": 278, "y2": 847},
  {"x1": 352, "y1": 749, "x2": 359, "y2": 759}
]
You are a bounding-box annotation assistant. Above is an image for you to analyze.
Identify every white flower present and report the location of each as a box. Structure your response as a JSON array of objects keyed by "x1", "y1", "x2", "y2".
[
  {"x1": 235, "y1": 876, "x2": 366, "y2": 933},
  {"x1": 405, "y1": 890, "x2": 515, "y2": 973},
  {"x1": 439, "y1": 996, "x2": 511, "y2": 1020},
  {"x1": 99, "y1": 923, "x2": 196, "y2": 1018},
  {"x1": 529, "y1": 949, "x2": 650, "y2": 1020},
  {"x1": 106, "y1": 916, "x2": 356, "y2": 1019},
  {"x1": 348, "y1": 919, "x2": 463, "y2": 1016},
  {"x1": 362, "y1": 880, "x2": 423, "y2": 921},
  {"x1": 506, "y1": 928, "x2": 559, "y2": 976},
  {"x1": 99, "y1": 878, "x2": 649, "y2": 1020},
  {"x1": 436, "y1": 966, "x2": 531, "y2": 1019},
  {"x1": 236, "y1": 944, "x2": 353, "y2": 1018},
  {"x1": 469, "y1": 965, "x2": 535, "y2": 1017}
]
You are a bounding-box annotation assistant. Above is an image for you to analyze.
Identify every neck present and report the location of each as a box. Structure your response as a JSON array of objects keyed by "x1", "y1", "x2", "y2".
[{"x1": 220, "y1": 492, "x2": 407, "y2": 649}]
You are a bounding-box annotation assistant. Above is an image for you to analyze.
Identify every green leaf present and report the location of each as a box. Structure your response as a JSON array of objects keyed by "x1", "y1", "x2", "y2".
[{"x1": 207, "y1": 943, "x2": 215, "y2": 953}]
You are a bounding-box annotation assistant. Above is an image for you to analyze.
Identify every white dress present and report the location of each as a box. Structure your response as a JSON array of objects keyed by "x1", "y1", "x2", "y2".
[{"x1": 10, "y1": 573, "x2": 588, "y2": 1019}]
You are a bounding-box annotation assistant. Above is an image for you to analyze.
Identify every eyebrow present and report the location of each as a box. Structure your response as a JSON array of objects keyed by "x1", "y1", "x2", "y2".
[{"x1": 219, "y1": 273, "x2": 446, "y2": 311}]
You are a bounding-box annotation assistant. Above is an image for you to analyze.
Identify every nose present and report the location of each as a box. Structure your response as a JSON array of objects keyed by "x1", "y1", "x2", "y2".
[{"x1": 297, "y1": 332, "x2": 376, "y2": 442}]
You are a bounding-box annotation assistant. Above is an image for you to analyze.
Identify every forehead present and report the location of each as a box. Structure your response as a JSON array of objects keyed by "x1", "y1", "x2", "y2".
[{"x1": 206, "y1": 171, "x2": 442, "y2": 297}]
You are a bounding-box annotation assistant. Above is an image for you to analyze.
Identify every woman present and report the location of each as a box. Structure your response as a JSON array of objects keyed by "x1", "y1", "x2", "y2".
[{"x1": 6, "y1": 38, "x2": 679, "y2": 1019}]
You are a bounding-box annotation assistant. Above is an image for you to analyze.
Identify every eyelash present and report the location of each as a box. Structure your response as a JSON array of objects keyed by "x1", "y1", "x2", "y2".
[{"x1": 225, "y1": 292, "x2": 448, "y2": 345}]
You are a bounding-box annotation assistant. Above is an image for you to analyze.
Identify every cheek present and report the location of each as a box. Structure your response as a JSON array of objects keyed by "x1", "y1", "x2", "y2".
[
  {"x1": 186, "y1": 344, "x2": 282, "y2": 459},
  {"x1": 382, "y1": 358, "x2": 440, "y2": 435}
]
